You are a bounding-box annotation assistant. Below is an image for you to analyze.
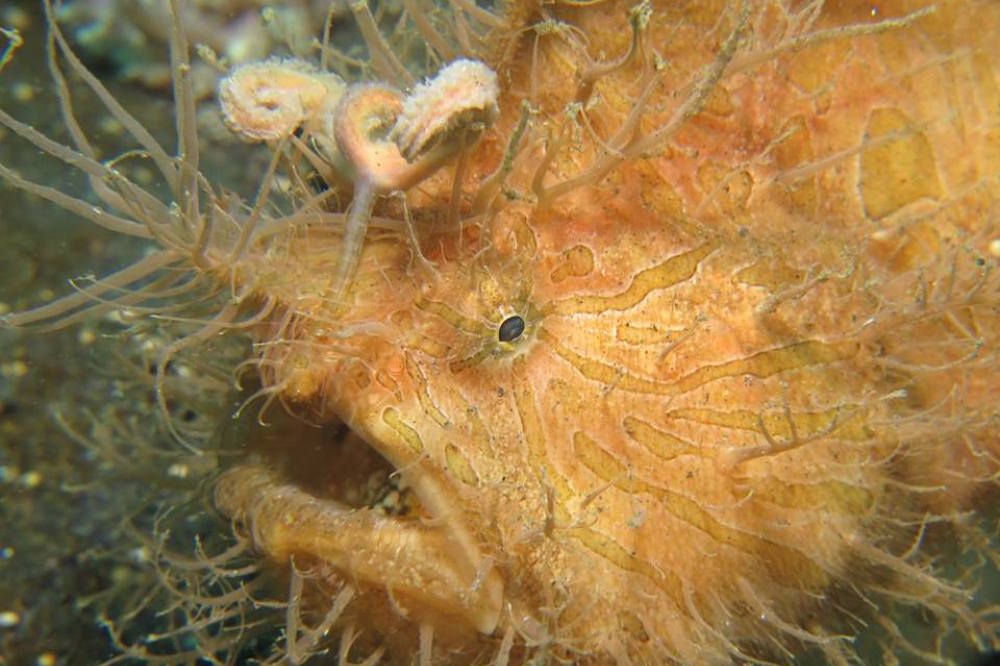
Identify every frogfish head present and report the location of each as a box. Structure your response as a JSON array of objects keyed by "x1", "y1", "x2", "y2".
[{"x1": 138, "y1": 0, "x2": 1000, "y2": 662}]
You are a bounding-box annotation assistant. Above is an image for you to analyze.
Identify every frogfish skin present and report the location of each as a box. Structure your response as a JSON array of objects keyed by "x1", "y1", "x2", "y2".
[
  {"x1": 212, "y1": 0, "x2": 1000, "y2": 662},
  {"x1": 4, "y1": 0, "x2": 1000, "y2": 663}
]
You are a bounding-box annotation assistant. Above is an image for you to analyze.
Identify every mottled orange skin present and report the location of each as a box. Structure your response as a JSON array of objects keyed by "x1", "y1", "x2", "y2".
[{"x1": 217, "y1": 0, "x2": 1000, "y2": 662}]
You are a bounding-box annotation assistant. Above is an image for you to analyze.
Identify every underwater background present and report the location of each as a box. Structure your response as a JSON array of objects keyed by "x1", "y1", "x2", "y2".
[{"x1": 0, "y1": 1, "x2": 272, "y2": 662}]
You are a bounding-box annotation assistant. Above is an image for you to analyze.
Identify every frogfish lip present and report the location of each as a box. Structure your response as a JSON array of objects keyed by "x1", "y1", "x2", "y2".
[{"x1": 213, "y1": 412, "x2": 504, "y2": 636}]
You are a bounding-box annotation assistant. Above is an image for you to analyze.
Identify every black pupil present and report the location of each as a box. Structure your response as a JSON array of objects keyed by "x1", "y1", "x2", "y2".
[{"x1": 498, "y1": 315, "x2": 525, "y2": 342}]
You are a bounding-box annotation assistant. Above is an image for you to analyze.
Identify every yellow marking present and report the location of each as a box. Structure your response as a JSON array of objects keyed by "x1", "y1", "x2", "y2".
[
  {"x1": 749, "y1": 478, "x2": 873, "y2": 514},
  {"x1": 416, "y1": 298, "x2": 487, "y2": 335},
  {"x1": 567, "y1": 527, "x2": 686, "y2": 610},
  {"x1": 445, "y1": 444, "x2": 480, "y2": 486},
  {"x1": 396, "y1": 310, "x2": 451, "y2": 358},
  {"x1": 512, "y1": 357, "x2": 575, "y2": 504},
  {"x1": 544, "y1": 242, "x2": 716, "y2": 316},
  {"x1": 618, "y1": 609, "x2": 650, "y2": 643},
  {"x1": 375, "y1": 370, "x2": 402, "y2": 400},
  {"x1": 623, "y1": 416, "x2": 700, "y2": 460},
  {"x1": 574, "y1": 431, "x2": 656, "y2": 497},
  {"x1": 770, "y1": 116, "x2": 817, "y2": 215},
  {"x1": 574, "y1": 431, "x2": 827, "y2": 588},
  {"x1": 405, "y1": 354, "x2": 450, "y2": 427},
  {"x1": 540, "y1": 328, "x2": 675, "y2": 395},
  {"x1": 404, "y1": 331, "x2": 451, "y2": 358},
  {"x1": 547, "y1": 377, "x2": 586, "y2": 413},
  {"x1": 511, "y1": 216, "x2": 538, "y2": 256},
  {"x1": 448, "y1": 345, "x2": 493, "y2": 374},
  {"x1": 575, "y1": 431, "x2": 640, "y2": 493},
  {"x1": 734, "y1": 257, "x2": 805, "y2": 292},
  {"x1": 860, "y1": 107, "x2": 943, "y2": 220},
  {"x1": 670, "y1": 340, "x2": 856, "y2": 394},
  {"x1": 696, "y1": 163, "x2": 753, "y2": 216},
  {"x1": 415, "y1": 338, "x2": 451, "y2": 357},
  {"x1": 382, "y1": 407, "x2": 424, "y2": 454},
  {"x1": 666, "y1": 405, "x2": 870, "y2": 441},
  {"x1": 346, "y1": 361, "x2": 372, "y2": 389},
  {"x1": 462, "y1": 402, "x2": 494, "y2": 452},
  {"x1": 550, "y1": 244, "x2": 595, "y2": 283},
  {"x1": 615, "y1": 321, "x2": 670, "y2": 345}
]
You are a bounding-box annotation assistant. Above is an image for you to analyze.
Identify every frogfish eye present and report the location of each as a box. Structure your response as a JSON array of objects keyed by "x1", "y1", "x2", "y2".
[{"x1": 498, "y1": 315, "x2": 525, "y2": 342}]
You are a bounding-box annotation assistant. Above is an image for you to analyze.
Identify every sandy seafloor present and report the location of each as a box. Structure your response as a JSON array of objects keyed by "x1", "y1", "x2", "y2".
[
  {"x1": 0, "y1": 8, "x2": 154, "y2": 666},
  {"x1": 0, "y1": 2, "x2": 266, "y2": 663},
  {"x1": 0, "y1": 1, "x2": 997, "y2": 665}
]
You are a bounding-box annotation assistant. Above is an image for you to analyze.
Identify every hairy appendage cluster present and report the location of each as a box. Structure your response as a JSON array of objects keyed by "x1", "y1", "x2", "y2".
[{"x1": 220, "y1": 55, "x2": 499, "y2": 300}]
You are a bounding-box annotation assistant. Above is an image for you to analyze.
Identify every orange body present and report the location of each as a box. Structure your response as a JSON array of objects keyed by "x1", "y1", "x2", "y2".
[{"x1": 214, "y1": 0, "x2": 1000, "y2": 662}]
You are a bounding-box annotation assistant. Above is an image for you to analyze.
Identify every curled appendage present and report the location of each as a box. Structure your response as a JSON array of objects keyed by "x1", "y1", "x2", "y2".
[
  {"x1": 219, "y1": 59, "x2": 345, "y2": 142},
  {"x1": 334, "y1": 64, "x2": 499, "y2": 192},
  {"x1": 390, "y1": 59, "x2": 500, "y2": 162},
  {"x1": 333, "y1": 84, "x2": 413, "y2": 191},
  {"x1": 329, "y1": 63, "x2": 499, "y2": 296},
  {"x1": 328, "y1": 84, "x2": 409, "y2": 299}
]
